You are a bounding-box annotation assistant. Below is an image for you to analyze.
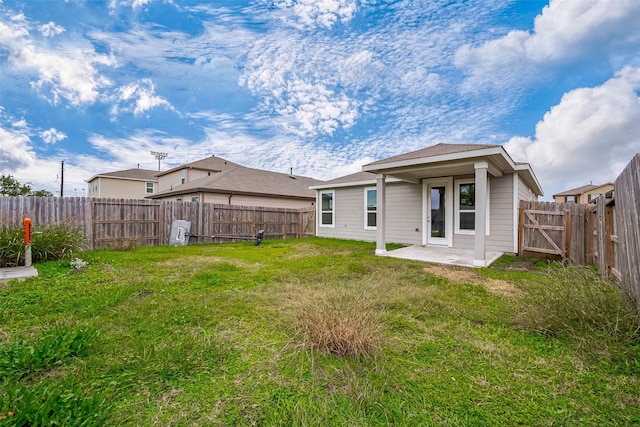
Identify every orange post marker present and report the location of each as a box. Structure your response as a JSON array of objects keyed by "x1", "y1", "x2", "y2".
[{"x1": 24, "y1": 218, "x2": 32, "y2": 245}]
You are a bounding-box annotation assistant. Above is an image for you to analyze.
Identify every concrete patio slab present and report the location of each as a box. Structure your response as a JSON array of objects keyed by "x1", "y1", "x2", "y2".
[
  {"x1": 0, "y1": 266, "x2": 39, "y2": 282},
  {"x1": 383, "y1": 245, "x2": 503, "y2": 268}
]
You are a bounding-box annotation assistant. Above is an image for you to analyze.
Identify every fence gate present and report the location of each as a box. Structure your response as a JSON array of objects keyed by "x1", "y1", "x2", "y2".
[{"x1": 519, "y1": 201, "x2": 570, "y2": 259}]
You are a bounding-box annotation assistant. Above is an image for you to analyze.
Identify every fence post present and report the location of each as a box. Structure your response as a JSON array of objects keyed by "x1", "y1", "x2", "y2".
[
  {"x1": 605, "y1": 204, "x2": 615, "y2": 278},
  {"x1": 563, "y1": 211, "x2": 571, "y2": 261},
  {"x1": 517, "y1": 206, "x2": 525, "y2": 256}
]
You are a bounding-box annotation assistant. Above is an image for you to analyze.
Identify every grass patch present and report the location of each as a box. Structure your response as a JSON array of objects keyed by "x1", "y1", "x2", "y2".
[
  {"x1": 513, "y1": 264, "x2": 640, "y2": 360},
  {"x1": 0, "y1": 237, "x2": 638, "y2": 425},
  {"x1": 287, "y1": 278, "x2": 383, "y2": 357}
]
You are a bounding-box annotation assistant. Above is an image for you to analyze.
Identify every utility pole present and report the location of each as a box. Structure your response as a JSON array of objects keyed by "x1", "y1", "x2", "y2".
[
  {"x1": 150, "y1": 151, "x2": 168, "y2": 171},
  {"x1": 60, "y1": 160, "x2": 65, "y2": 197}
]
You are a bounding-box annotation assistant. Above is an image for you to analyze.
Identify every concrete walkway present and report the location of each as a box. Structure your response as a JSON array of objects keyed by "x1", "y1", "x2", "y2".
[
  {"x1": 0, "y1": 266, "x2": 39, "y2": 282},
  {"x1": 383, "y1": 245, "x2": 503, "y2": 268}
]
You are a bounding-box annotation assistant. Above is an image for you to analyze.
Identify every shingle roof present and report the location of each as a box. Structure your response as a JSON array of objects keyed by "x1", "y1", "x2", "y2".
[
  {"x1": 320, "y1": 171, "x2": 377, "y2": 185},
  {"x1": 157, "y1": 156, "x2": 240, "y2": 176},
  {"x1": 151, "y1": 160, "x2": 324, "y2": 199},
  {"x1": 88, "y1": 168, "x2": 158, "y2": 181},
  {"x1": 553, "y1": 183, "x2": 614, "y2": 197},
  {"x1": 365, "y1": 143, "x2": 499, "y2": 167}
]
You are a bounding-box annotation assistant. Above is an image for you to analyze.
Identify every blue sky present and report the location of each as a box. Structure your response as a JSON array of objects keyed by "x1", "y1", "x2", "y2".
[{"x1": 1, "y1": 0, "x2": 639, "y2": 199}]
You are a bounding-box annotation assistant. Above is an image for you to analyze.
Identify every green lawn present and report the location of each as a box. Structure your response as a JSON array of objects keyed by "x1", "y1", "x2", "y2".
[{"x1": 1, "y1": 238, "x2": 639, "y2": 426}]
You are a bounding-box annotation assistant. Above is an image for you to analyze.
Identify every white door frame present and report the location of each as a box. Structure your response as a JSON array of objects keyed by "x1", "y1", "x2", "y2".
[{"x1": 422, "y1": 177, "x2": 453, "y2": 247}]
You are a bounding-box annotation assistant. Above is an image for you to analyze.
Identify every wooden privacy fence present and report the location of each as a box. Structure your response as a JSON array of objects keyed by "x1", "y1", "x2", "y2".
[
  {"x1": 518, "y1": 200, "x2": 588, "y2": 264},
  {"x1": 0, "y1": 197, "x2": 315, "y2": 249},
  {"x1": 607, "y1": 154, "x2": 640, "y2": 305},
  {"x1": 519, "y1": 153, "x2": 640, "y2": 309}
]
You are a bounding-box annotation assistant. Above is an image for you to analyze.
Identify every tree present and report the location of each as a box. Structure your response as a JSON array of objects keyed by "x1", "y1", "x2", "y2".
[{"x1": 0, "y1": 174, "x2": 53, "y2": 197}]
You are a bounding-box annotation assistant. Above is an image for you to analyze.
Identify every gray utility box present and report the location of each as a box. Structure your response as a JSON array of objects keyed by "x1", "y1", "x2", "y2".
[{"x1": 169, "y1": 220, "x2": 191, "y2": 246}]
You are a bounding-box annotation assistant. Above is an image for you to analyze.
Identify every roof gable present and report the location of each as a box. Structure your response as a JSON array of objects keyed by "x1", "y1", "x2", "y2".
[
  {"x1": 157, "y1": 156, "x2": 240, "y2": 176},
  {"x1": 365, "y1": 143, "x2": 499, "y2": 167},
  {"x1": 87, "y1": 168, "x2": 158, "y2": 182}
]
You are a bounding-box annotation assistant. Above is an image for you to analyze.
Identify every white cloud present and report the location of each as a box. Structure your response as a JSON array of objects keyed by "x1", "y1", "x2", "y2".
[
  {"x1": 0, "y1": 125, "x2": 35, "y2": 171},
  {"x1": 505, "y1": 66, "x2": 640, "y2": 199},
  {"x1": 38, "y1": 21, "x2": 65, "y2": 38},
  {"x1": 108, "y1": 0, "x2": 153, "y2": 11},
  {"x1": 40, "y1": 128, "x2": 67, "y2": 144},
  {"x1": 110, "y1": 79, "x2": 175, "y2": 118},
  {"x1": 240, "y1": 34, "x2": 362, "y2": 137},
  {"x1": 272, "y1": 0, "x2": 360, "y2": 29},
  {"x1": 455, "y1": 0, "x2": 640, "y2": 88},
  {"x1": 0, "y1": 13, "x2": 115, "y2": 106}
]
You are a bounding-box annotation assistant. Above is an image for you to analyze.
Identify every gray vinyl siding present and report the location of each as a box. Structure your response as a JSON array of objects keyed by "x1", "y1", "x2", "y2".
[
  {"x1": 316, "y1": 182, "x2": 422, "y2": 245},
  {"x1": 517, "y1": 174, "x2": 536, "y2": 201},
  {"x1": 318, "y1": 186, "x2": 374, "y2": 241},
  {"x1": 386, "y1": 183, "x2": 423, "y2": 245},
  {"x1": 487, "y1": 174, "x2": 515, "y2": 252},
  {"x1": 453, "y1": 174, "x2": 515, "y2": 252}
]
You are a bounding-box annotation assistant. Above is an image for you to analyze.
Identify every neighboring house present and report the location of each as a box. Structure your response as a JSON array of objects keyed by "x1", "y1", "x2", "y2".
[
  {"x1": 86, "y1": 168, "x2": 158, "y2": 199},
  {"x1": 552, "y1": 182, "x2": 614, "y2": 204},
  {"x1": 310, "y1": 143, "x2": 543, "y2": 267},
  {"x1": 148, "y1": 155, "x2": 323, "y2": 209}
]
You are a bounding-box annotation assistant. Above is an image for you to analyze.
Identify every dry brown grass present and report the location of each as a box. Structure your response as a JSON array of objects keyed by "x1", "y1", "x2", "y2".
[
  {"x1": 286, "y1": 280, "x2": 383, "y2": 358},
  {"x1": 424, "y1": 265, "x2": 523, "y2": 297}
]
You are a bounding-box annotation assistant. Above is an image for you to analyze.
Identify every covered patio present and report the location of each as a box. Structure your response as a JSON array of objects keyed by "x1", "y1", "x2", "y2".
[{"x1": 382, "y1": 245, "x2": 503, "y2": 268}]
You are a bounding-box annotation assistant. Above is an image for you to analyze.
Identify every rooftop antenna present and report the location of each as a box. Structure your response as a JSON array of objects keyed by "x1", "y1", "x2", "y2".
[{"x1": 150, "y1": 151, "x2": 168, "y2": 171}]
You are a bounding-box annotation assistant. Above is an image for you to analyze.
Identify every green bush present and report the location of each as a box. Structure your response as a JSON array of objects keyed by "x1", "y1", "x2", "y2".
[
  {"x1": 0, "y1": 223, "x2": 85, "y2": 267},
  {"x1": 0, "y1": 227, "x2": 23, "y2": 267}
]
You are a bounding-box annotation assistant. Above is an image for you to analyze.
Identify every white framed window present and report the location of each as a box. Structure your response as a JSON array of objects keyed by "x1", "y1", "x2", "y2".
[
  {"x1": 191, "y1": 196, "x2": 199, "y2": 203},
  {"x1": 181, "y1": 169, "x2": 186, "y2": 184},
  {"x1": 455, "y1": 179, "x2": 490, "y2": 235},
  {"x1": 566, "y1": 195, "x2": 575, "y2": 203},
  {"x1": 145, "y1": 182, "x2": 154, "y2": 194},
  {"x1": 320, "y1": 190, "x2": 335, "y2": 227},
  {"x1": 364, "y1": 187, "x2": 377, "y2": 230}
]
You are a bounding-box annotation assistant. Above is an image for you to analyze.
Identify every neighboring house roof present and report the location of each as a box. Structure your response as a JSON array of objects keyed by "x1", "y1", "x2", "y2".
[
  {"x1": 552, "y1": 183, "x2": 613, "y2": 198},
  {"x1": 149, "y1": 159, "x2": 324, "y2": 200},
  {"x1": 156, "y1": 156, "x2": 240, "y2": 177},
  {"x1": 86, "y1": 168, "x2": 158, "y2": 182},
  {"x1": 312, "y1": 143, "x2": 543, "y2": 196}
]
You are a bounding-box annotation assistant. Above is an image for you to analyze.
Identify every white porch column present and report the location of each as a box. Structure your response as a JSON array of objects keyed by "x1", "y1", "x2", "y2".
[
  {"x1": 375, "y1": 174, "x2": 387, "y2": 255},
  {"x1": 474, "y1": 161, "x2": 488, "y2": 267}
]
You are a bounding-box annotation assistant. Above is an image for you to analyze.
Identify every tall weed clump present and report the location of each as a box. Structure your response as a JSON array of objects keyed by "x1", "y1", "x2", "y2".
[
  {"x1": 514, "y1": 264, "x2": 639, "y2": 357},
  {"x1": 0, "y1": 223, "x2": 85, "y2": 266},
  {"x1": 289, "y1": 280, "x2": 383, "y2": 358},
  {"x1": 0, "y1": 226, "x2": 23, "y2": 267}
]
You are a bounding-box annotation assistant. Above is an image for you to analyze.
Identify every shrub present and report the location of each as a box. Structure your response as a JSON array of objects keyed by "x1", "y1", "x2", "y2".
[
  {"x1": 289, "y1": 281, "x2": 383, "y2": 358},
  {"x1": 513, "y1": 264, "x2": 640, "y2": 355},
  {"x1": 0, "y1": 226, "x2": 23, "y2": 267},
  {"x1": 0, "y1": 223, "x2": 85, "y2": 266},
  {"x1": 31, "y1": 223, "x2": 86, "y2": 262}
]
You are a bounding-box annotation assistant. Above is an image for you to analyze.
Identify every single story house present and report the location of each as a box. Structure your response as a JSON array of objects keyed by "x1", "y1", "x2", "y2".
[
  {"x1": 552, "y1": 182, "x2": 614, "y2": 204},
  {"x1": 310, "y1": 143, "x2": 543, "y2": 267},
  {"x1": 86, "y1": 168, "x2": 158, "y2": 199},
  {"x1": 148, "y1": 155, "x2": 324, "y2": 209}
]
